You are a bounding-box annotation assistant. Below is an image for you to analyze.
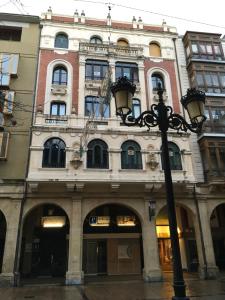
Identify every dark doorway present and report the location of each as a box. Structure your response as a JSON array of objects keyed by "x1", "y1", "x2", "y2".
[{"x1": 0, "y1": 210, "x2": 6, "y2": 273}]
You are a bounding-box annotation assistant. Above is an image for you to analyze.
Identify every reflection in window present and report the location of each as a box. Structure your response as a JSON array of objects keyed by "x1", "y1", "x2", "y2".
[
  {"x1": 161, "y1": 142, "x2": 182, "y2": 170},
  {"x1": 85, "y1": 96, "x2": 109, "y2": 118},
  {"x1": 152, "y1": 73, "x2": 164, "y2": 90},
  {"x1": 121, "y1": 140, "x2": 142, "y2": 169},
  {"x1": 85, "y1": 60, "x2": 108, "y2": 80},
  {"x1": 50, "y1": 102, "x2": 66, "y2": 116},
  {"x1": 115, "y1": 62, "x2": 138, "y2": 83},
  {"x1": 42, "y1": 138, "x2": 66, "y2": 168},
  {"x1": 52, "y1": 66, "x2": 67, "y2": 85},
  {"x1": 54, "y1": 33, "x2": 68, "y2": 49},
  {"x1": 87, "y1": 139, "x2": 108, "y2": 169},
  {"x1": 128, "y1": 99, "x2": 141, "y2": 119}
]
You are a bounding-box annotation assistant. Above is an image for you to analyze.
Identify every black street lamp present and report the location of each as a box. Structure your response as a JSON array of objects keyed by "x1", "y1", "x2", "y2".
[{"x1": 111, "y1": 76, "x2": 206, "y2": 300}]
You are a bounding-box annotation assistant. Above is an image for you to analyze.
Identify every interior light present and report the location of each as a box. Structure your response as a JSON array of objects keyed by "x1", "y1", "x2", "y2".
[{"x1": 42, "y1": 216, "x2": 66, "y2": 228}]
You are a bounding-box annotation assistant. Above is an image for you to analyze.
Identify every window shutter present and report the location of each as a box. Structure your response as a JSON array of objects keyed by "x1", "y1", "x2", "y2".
[{"x1": 0, "y1": 131, "x2": 9, "y2": 159}]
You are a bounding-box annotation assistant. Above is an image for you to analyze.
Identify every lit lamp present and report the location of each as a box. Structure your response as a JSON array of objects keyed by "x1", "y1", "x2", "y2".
[
  {"x1": 149, "y1": 199, "x2": 156, "y2": 221},
  {"x1": 111, "y1": 76, "x2": 206, "y2": 300}
]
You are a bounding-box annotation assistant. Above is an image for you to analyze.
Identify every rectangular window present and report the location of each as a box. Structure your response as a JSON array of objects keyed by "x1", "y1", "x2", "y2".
[
  {"x1": 115, "y1": 62, "x2": 139, "y2": 83},
  {"x1": 85, "y1": 60, "x2": 108, "y2": 80},
  {"x1": 0, "y1": 26, "x2": 22, "y2": 41},
  {"x1": 191, "y1": 43, "x2": 198, "y2": 53}
]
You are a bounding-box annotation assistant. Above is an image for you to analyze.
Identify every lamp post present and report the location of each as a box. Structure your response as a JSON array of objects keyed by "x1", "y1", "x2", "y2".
[{"x1": 111, "y1": 76, "x2": 206, "y2": 300}]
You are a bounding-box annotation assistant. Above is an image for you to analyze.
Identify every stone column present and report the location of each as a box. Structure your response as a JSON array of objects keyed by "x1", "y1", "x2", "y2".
[
  {"x1": 195, "y1": 200, "x2": 218, "y2": 279},
  {"x1": 142, "y1": 200, "x2": 162, "y2": 282},
  {"x1": 0, "y1": 200, "x2": 21, "y2": 286},
  {"x1": 66, "y1": 198, "x2": 83, "y2": 285}
]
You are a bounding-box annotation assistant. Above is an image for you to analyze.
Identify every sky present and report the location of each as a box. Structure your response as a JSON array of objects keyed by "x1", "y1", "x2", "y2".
[{"x1": 1, "y1": 0, "x2": 225, "y2": 36}]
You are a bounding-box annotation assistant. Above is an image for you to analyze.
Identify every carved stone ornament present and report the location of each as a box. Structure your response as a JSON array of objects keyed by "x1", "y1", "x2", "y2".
[
  {"x1": 70, "y1": 150, "x2": 82, "y2": 169},
  {"x1": 146, "y1": 153, "x2": 159, "y2": 170}
]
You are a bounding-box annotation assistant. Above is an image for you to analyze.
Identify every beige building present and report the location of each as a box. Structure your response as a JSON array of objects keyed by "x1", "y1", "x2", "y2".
[{"x1": 0, "y1": 13, "x2": 40, "y2": 286}]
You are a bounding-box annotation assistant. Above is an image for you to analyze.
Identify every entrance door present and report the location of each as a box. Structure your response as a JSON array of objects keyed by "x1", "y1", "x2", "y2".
[{"x1": 83, "y1": 240, "x2": 107, "y2": 275}]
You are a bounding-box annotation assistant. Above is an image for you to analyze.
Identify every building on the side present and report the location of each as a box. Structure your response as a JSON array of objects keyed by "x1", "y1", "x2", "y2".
[
  {"x1": 0, "y1": 13, "x2": 41, "y2": 286},
  {"x1": 182, "y1": 31, "x2": 225, "y2": 276}
]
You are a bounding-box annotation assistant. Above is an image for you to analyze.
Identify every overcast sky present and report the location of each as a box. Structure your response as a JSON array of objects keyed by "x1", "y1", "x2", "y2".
[{"x1": 1, "y1": 0, "x2": 225, "y2": 36}]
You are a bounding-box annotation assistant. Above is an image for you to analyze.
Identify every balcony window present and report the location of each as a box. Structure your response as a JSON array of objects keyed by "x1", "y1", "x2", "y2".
[
  {"x1": 52, "y1": 66, "x2": 67, "y2": 85},
  {"x1": 87, "y1": 139, "x2": 108, "y2": 169},
  {"x1": 50, "y1": 102, "x2": 66, "y2": 116},
  {"x1": 115, "y1": 62, "x2": 138, "y2": 83},
  {"x1": 85, "y1": 96, "x2": 109, "y2": 118},
  {"x1": 189, "y1": 41, "x2": 223, "y2": 61},
  {"x1": 90, "y1": 36, "x2": 102, "y2": 44},
  {"x1": 85, "y1": 60, "x2": 108, "y2": 80},
  {"x1": 42, "y1": 138, "x2": 66, "y2": 168},
  {"x1": 195, "y1": 71, "x2": 225, "y2": 94},
  {"x1": 121, "y1": 140, "x2": 142, "y2": 169},
  {"x1": 54, "y1": 33, "x2": 68, "y2": 49}
]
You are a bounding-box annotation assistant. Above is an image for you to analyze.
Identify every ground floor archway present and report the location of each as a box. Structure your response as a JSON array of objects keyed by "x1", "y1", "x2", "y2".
[
  {"x1": 210, "y1": 203, "x2": 225, "y2": 270},
  {"x1": 156, "y1": 205, "x2": 198, "y2": 272},
  {"x1": 20, "y1": 203, "x2": 69, "y2": 279},
  {"x1": 0, "y1": 210, "x2": 6, "y2": 273},
  {"x1": 83, "y1": 203, "x2": 143, "y2": 276}
]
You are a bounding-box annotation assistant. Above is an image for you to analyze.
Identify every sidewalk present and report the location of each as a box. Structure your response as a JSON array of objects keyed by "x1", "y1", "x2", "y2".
[{"x1": 1, "y1": 273, "x2": 225, "y2": 300}]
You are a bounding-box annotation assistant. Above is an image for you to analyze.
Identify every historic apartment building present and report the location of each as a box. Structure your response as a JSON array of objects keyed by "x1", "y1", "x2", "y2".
[
  {"x1": 0, "y1": 13, "x2": 41, "y2": 286},
  {"x1": 182, "y1": 31, "x2": 225, "y2": 274},
  {"x1": 0, "y1": 8, "x2": 223, "y2": 287}
]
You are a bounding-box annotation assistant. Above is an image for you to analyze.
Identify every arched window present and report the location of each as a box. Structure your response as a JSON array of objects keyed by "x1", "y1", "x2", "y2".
[
  {"x1": 52, "y1": 66, "x2": 67, "y2": 85},
  {"x1": 149, "y1": 42, "x2": 161, "y2": 57},
  {"x1": 117, "y1": 39, "x2": 129, "y2": 47},
  {"x1": 85, "y1": 96, "x2": 110, "y2": 118},
  {"x1": 161, "y1": 142, "x2": 182, "y2": 170},
  {"x1": 151, "y1": 73, "x2": 164, "y2": 90},
  {"x1": 42, "y1": 138, "x2": 66, "y2": 168},
  {"x1": 87, "y1": 139, "x2": 108, "y2": 169},
  {"x1": 90, "y1": 36, "x2": 102, "y2": 44},
  {"x1": 50, "y1": 101, "x2": 66, "y2": 116},
  {"x1": 121, "y1": 141, "x2": 142, "y2": 169},
  {"x1": 54, "y1": 33, "x2": 68, "y2": 49}
]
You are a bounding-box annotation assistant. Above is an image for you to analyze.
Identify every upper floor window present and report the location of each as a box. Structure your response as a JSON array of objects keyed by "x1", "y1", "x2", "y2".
[
  {"x1": 121, "y1": 140, "x2": 142, "y2": 169},
  {"x1": 54, "y1": 33, "x2": 68, "y2": 49},
  {"x1": 85, "y1": 60, "x2": 108, "y2": 80},
  {"x1": 50, "y1": 101, "x2": 66, "y2": 116},
  {"x1": 87, "y1": 139, "x2": 108, "y2": 169},
  {"x1": 90, "y1": 36, "x2": 102, "y2": 44},
  {"x1": 52, "y1": 66, "x2": 67, "y2": 85},
  {"x1": 151, "y1": 73, "x2": 165, "y2": 90},
  {"x1": 129, "y1": 99, "x2": 141, "y2": 119},
  {"x1": 189, "y1": 41, "x2": 223, "y2": 61},
  {"x1": 0, "y1": 26, "x2": 22, "y2": 41},
  {"x1": 149, "y1": 42, "x2": 161, "y2": 57},
  {"x1": 161, "y1": 142, "x2": 182, "y2": 170},
  {"x1": 115, "y1": 62, "x2": 138, "y2": 83},
  {"x1": 85, "y1": 96, "x2": 110, "y2": 118},
  {"x1": 117, "y1": 39, "x2": 129, "y2": 47},
  {"x1": 195, "y1": 71, "x2": 225, "y2": 94},
  {"x1": 42, "y1": 138, "x2": 66, "y2": 168}
]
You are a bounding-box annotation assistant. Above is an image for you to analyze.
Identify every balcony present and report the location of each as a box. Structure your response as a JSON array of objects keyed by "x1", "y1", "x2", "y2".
[
  {"x1": 79, "y1": 43, "x2": 143, "y2": 57},
  {"x1": 44, "y1": 115, "x2": 68, "y2": 125}
]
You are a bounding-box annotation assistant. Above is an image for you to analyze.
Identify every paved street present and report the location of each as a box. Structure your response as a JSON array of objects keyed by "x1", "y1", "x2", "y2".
[{"x1": 1, "y1": 273, "x2": 225, "y2": 300}]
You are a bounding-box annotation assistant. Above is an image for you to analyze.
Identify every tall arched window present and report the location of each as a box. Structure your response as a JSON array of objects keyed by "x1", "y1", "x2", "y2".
[
  {"x1": 121, "y1": 141, "x2": 142, "y2": 169},
  {"x1": 87, "y1": 139, "x2": 108, "y2": 168},
  {"x1": 52, "y1": 66, "x2": 67, "y2": 85},
  {"x1": 161, "y1": 142, "x2": 182, "y2": 170},
  {"x1": 54, "y1": 33, "x2": 68, "y2": 49},
  {"x1": 151, "y1": 73, "x2": 164, "y2": 90},
  {"x1": 42, "y1": 138, "x2": 66, "y2": 168},
  {"x1": 149, "y1": 42, "x2": 161, "y2": 57},
  {"x1": 90, "y1": 36, "x2": 102, "y2": 44}
]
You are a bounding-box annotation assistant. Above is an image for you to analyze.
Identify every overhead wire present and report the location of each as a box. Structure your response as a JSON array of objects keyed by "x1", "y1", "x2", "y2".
[{"x1": 74, "y1": 0, "x2": 225, "y2": 30}]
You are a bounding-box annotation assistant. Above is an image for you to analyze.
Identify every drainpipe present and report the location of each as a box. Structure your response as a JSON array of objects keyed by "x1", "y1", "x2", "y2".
[
  {"x1": 13, "y1": 22, "x2": 42, "y2": 287},
  {"x1": 193, "y1": 184, "x2": 208, "y2": 279}
]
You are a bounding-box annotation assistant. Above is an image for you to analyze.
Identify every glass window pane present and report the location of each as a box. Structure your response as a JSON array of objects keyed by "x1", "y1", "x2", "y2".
[
  {"x1": 51, "y1": 104, "x2": 58, "y2": 115},
  {"x1": 205, "y1": 74, "x2": 212, "y2": 86},
  {"x1": 191, "y1": 43, "x2": 198, "y2": 53},
  {"x1": 206, "y1": 44, "x2": 213, "y2": 54},
  {"x1": 196, "y1": 73, "x2": 204, "y2": 86},
  {"x1": 214, "y1": 45, "x2": 221, "y2": 55},
  {"x1": 212, "y1": 74, "x2": 219, "y2": 86},
  {"x1": 220, "y1": 74, "x2": 225, "y2": 88},
  {"x1": 199, "y1": 44, "x2": 206, "y2": 53},
  {"x1": 59, "y1": 104, "x2": 66, "y2": 115}
]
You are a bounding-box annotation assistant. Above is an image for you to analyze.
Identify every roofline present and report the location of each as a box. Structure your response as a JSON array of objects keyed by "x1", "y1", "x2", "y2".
[{"x1": 0, "y1": 13, "x2": 40, "y2": 24}]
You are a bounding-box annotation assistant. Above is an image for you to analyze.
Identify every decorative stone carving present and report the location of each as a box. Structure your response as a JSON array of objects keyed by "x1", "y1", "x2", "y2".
[
  {"x1": 146, "y1": 145, "x2": 159, "y2": 170},
  {"x1": 70, "y1": 142, "x2": 83, "y2": 169}
]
